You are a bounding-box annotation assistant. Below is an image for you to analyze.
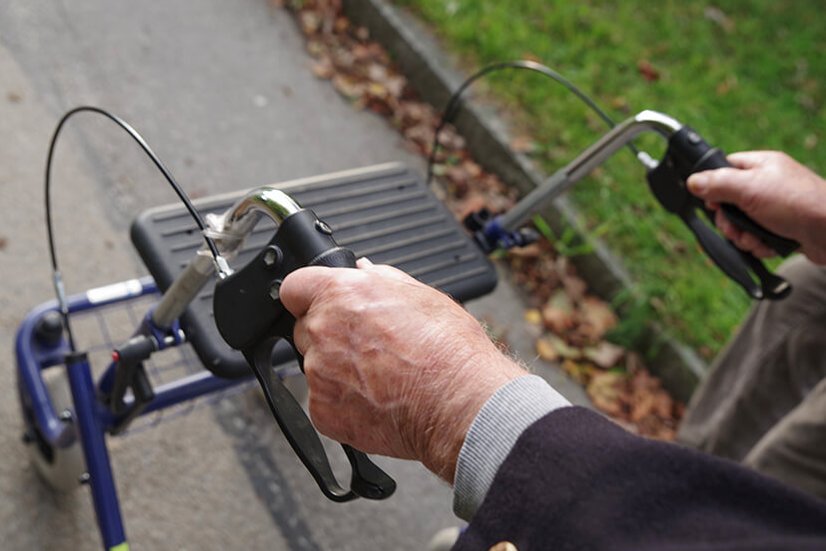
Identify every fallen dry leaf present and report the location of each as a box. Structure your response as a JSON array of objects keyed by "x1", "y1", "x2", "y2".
[
  {"x1": 577, "y1": 296, "x2": 618, "y2": 342},
  {"x1": 510, "y1": 135, "x2": 537, "y2": 154},
  {"x1": 354, "y1": 26, "x2": 369, "y2": 41},
  {"x1": 637, "y1": 59, "x2": 660, "y2": 82},
  {"x1": 536, "y1": 336, "x2": 559, "y2": 362},
  {"x1": 524, "y1": 308, "x2": 543, "y2": 326},
  {"x1": 562, "y1": 359, "x2": 595, "y2": 385},
  {"x1": 541, "y1": 289, "x2": 576, "y2": 333},
  {"x1": 311, "y1": 57, "x2": 335, "y2": 79},
  {"x1": 334, "y1": 15, "x2": 349, "y2": 33},
  {"x1": 630, "y1": 391, "x2": 656, "y2": 423},
  {"x1": 587, "y1": 371, "x2": 626, "y2": 417},
  {"x1": 332, "y1": 74, "x2": 364, "y2": 100},
  {"x1": 537, "y1": 334, "x2": 581, "y2": 362},
  {"x1": 583, "y1": 341, "x2": 625, "y2": 369},
  {"x1": 508, "y1": 243, "x2": 543, "y2": 258},
  {"x1": 561, "y1": 274, "x2": 588, "y2": 302},
  {"x1": 300, "y1": 11, "x2": 321, "y2": 35}
]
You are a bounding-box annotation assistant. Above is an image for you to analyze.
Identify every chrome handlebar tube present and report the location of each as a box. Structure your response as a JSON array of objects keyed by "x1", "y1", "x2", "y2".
[
  {"x1": 500, "y1": 110, "x2": 682, "y2": 231},
  {"x1": 151, "y1": 187, "x2": 302, "y2": 329}
]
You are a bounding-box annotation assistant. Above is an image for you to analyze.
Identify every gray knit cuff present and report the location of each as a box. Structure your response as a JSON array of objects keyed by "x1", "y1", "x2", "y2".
[{"x1": 452, "y1": 374, "x2": 571, "y2": 521}]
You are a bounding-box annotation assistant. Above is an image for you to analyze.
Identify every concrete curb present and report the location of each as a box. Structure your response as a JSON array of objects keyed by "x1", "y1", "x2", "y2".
[{"x1": 343, "y1": 0, "x2": 707, "y2": 402}]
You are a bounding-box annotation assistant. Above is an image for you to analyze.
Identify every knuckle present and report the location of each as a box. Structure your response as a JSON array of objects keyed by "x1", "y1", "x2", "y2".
[
  {"x1": 304, "y1": 315, "x2": 323, "y2": 339},
  {"x1": 767, "y1": 150, "x2": 792, "y2": 168},
  {"x1": 303, "y1": 357, "x2": 321, "y2": 385}
]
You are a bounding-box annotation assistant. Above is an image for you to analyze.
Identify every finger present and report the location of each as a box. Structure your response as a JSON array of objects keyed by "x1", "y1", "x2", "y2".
[
  {"x1": 737, "y1": 231, "x2": 764, "y2": 253},
  {"x1": 687, "y1": 167, "x2": 753, "y2": 205},
  {"x1": 715, "y1": 210, "x2": 775, "y2": 258},
  {"x1": 359, "y1": 261, "x2": 423, "y2": 286},
  {"x1": 726, "y1": 151, "x2": 773, "y2": 170},
  {"x1": 715, "y1": 209, "x2": 742, "y2": 243},
  {"x1": 356, "y1": 257, "x2": 374, "y2": 268},
  {"x1": 280, "y1": 266, "x2": 341, "y2": 318},
  {"x1": 736, "y1": 232, "x2": 777, "y2": 259},
  {"x1": 357, "y1": 256, "x2": 410, "y2": 281},
  {"x1": 751, "y1": 243, "x2": 777, "y2": 259}
]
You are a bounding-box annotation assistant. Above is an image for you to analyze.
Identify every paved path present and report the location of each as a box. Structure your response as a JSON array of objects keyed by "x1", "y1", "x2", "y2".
[{"x1": 0, "y1": 1, "x2": 587, "y2": 549}]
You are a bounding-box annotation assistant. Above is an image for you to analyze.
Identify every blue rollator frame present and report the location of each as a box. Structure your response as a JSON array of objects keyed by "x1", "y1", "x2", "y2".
[{"x1": 16, "y1": 277, "x2": 249, "y2": 550}]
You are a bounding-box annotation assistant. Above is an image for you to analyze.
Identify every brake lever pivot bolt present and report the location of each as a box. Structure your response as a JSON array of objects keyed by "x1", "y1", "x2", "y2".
[
  {"x1": 263, "y1": 246, "x2": 282, "y2": 268},
  {"x1": 315, "y1": 219, "x2": 333, "y2": 235}
]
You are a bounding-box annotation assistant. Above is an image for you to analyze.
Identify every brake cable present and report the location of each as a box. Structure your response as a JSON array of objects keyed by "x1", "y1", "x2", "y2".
[
  {"x1": 44, "y1": 106, "x2": 224, "y2": 353},
  {"x1": 426, "y1": 59, "x2": 648, "y2": 187}
]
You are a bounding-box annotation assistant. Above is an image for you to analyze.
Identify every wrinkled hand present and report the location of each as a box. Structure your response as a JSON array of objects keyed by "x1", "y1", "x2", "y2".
[
  {"x1": 280, "y1": 259, "x2": 525, "y2": 483},
  {"x1": 687, "y1": 151, "x2": 826, "y2": 264}
]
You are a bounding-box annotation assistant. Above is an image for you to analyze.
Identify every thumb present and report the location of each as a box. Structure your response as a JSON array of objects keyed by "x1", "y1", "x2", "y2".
[
  {"x1": 280, "y1": 266, "x2": 340, "y2": 318},
  {"x1": 357, "y1": 257, "x2": 422, "y2": 286},
  {"x1": 687, "y1": 167, "x2": 752, "y2": 206}
]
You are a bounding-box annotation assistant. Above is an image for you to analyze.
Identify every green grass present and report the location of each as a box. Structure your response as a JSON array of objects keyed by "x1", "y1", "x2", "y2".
[{"x1": 395, "y1": 0, "x2": 825, "y2": 358}]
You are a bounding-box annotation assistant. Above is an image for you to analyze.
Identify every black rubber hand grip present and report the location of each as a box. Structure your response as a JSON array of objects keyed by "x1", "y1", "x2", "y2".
[{"x1": 671, "y1": 129, "x2": 800, "y2": 257}]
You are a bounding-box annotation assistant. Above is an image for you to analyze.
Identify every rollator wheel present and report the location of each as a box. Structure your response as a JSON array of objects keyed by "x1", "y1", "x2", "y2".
[{"x1": 18, "y1": 367, "x2": 86, "y2": 492}]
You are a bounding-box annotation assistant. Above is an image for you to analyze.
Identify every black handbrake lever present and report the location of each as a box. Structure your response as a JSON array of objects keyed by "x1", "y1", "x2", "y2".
[
  {"x1": 647, "y1": 127, "x2": 798, "y2": 300},
  {"x1": 212, "y1": 208, "x2": 396, "y2": 502}
]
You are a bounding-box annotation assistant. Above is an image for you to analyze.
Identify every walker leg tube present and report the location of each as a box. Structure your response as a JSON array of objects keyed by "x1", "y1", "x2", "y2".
[{"x1": 66, "y1": 352, "x2": 129, "y2": 551}]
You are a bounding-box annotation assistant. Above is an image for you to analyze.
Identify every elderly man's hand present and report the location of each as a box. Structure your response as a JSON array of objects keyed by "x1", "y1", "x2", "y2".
[
  {"x1": 280, "y1": 259, "x2": 525, "y2": 483},
  {"x1": 687, "y1": 151, "x2": 826, "y2": 264}
]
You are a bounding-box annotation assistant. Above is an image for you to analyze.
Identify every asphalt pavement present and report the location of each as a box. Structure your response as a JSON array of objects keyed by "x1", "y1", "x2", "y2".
[{"x1": 0, "y1": 1, "x2": 587, "y2": 549}]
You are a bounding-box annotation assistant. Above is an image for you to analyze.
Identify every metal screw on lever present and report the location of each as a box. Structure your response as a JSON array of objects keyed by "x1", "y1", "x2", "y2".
[
  {"x1": 268, "y1": 280, "x2": 282, "y2": 302},
  {"x1": 263, "y1": 246, "x2": 282, "y2": 267}
]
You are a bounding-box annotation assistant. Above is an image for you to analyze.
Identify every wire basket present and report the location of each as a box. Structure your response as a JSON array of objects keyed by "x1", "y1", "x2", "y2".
[{"x1": 68, "y1": 287, "x2": 255, "y2": 435}]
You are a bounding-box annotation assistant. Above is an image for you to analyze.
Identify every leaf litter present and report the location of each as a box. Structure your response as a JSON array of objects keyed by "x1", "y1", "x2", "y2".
[{"x1": 282, "y1": 0, "x2": 683, "y2": 440}]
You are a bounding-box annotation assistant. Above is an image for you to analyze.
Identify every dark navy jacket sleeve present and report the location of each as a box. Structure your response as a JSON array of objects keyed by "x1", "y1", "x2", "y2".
[{"x1": 454, "y1": 406, "x2": 826, "y2": 550}]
